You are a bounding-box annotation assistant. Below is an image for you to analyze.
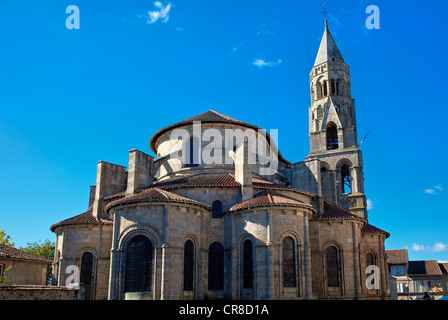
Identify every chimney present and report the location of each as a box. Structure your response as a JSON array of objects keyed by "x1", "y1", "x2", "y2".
[
  {"x1": 234, "y1": 138, "x2": 254, "y2": 201},
  {"x1": 88, "y1": 185, "x2": 96, "y2": 208},
  {"x1": 92, "y1": 161, "x2": 127, "y2": 218},
  {"x1": 126, "y1": 149, "x2": 154, "y2": 196}
]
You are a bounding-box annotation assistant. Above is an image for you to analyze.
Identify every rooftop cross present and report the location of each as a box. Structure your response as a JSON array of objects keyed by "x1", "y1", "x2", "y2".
[{"x1": 322, "y1": 3, "x2": 328, "y2": 24}]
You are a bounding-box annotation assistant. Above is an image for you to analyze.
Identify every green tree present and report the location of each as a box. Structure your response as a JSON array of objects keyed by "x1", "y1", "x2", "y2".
[
  {"x1": 20, "y1": 239, "x2": 55, "y2": 285},
  {"x1": 0, "y1": 230, "x2": 15, "y2": 247}
]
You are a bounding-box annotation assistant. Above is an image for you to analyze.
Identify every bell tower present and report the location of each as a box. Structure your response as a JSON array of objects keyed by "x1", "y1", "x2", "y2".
[{"x1": 306, "y1": 20, "x2": 368, "y2": 219}]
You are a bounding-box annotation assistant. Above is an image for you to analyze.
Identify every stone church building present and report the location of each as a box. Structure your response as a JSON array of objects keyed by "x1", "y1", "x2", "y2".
[{"x1": 50, "y1": 21, "x2": 390, "y2": 300}]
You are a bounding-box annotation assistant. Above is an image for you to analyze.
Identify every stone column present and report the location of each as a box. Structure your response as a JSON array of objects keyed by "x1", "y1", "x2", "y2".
[
  {"x1": 265, "y1": 209, "x2": 274, "y2": 299},
  {"x1": 108, "y1": 211, "x2": 119, "y2": 300},
  {"x1": 378, "y1": 236, "x2": 388, "y2": 298},
  {"x1": 303, "y1": 212, "x2": 313, "y2": 299},
  {"x1": 352, "y1": 222, "x2": 361, "y2": 299},
  {"x1": 160, "y1": 204, "x2": 169, "y2": 300}
]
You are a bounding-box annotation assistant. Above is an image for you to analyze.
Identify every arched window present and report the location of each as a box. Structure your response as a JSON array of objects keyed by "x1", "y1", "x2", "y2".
[
  {"x1": 185, "y1": 136, "x2": 200, "y2": 167},
  {"x1": 341, "y1": 164, "x2": 351, "y2": 194},
  {"x1": 316, "y1": 82, "x2": 323, "y2": 99},
  {"x1": 80, "y1": 252, "x2": 94, "y2": 300},
  {"x1": 336, "y1": 79, "x2": 341, "y2": 95},
  {"x1": 326, "y1": 123, "x2": 338, "y2": 150},
  {"x1": 242, "y1": 239, "x2": 253, "y2": 289},
  {"x1": 323, "y1": 80, "x2": 328, "y2": 96},
  {"x1": 183, "y1": 240, "x2": 194, "y2": 291},
  {"x1": 366, "y1": 252, "x2": 375, "y2": 269},
  {"x1": 326, "y1": 246, "x2": 340, "y2": 288},
  {"x1": 316, "y1": 105, "x2": 323, "y2": 118},
  {"x1": 126, "y1": 235, "x2": 153, "y2": 293},
  {"x1": 282, "y1": 237, "x2": 297, "y2": 288},
  {"x1": 212, "y1": 200, "x2": 223, "y2": 219},
  {"x1": 208, "y1": 242, "x2": 224, "y2": 290}
]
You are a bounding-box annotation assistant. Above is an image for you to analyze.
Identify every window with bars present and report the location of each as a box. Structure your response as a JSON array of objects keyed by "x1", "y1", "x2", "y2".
[
  {"x1": 125, "y1": 235, "x2": 153, "y2": 293},
  {"x1": 208, "y1": 242, "x2": 224, "y2": 290},
  {"x1": 80, "y1": 252, "x2": 94, "y2": 300},
  {"x1": 326, "y1": 246, "x2": 340, "y2": 288},
  {"x1": 243, "y1": 239, "x2": 253, "y2": 289},
  {"x1": 183, "y1": 240, "x2": 194, "y2": 291},
  {"x1": 282, "y1": 237, "x2": 297, "y2": 288}
]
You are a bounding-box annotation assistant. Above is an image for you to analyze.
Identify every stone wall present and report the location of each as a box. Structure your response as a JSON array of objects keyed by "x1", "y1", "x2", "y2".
[{"x1": 0, "y1": 285, "x2": 77, "y2": 300}]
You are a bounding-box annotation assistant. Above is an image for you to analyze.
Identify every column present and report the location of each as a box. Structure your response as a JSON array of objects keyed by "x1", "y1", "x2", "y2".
[{"x1": 303, "y1": 213, "x2": 313, "y2": 299}]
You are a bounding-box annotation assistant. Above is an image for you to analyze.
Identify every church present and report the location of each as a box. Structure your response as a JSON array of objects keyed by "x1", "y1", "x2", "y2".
[{"x1": 50, "y1": 21, "x2": 390, "y2": 300}]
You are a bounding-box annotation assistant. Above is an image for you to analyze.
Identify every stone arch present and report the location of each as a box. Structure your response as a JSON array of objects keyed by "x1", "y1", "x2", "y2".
[
  {"x1": 336, "y1": 158, "x2": 353, "y2": 170},
  {"x1": 117, "y1": 224, "x2": 161, "y2": 251}
]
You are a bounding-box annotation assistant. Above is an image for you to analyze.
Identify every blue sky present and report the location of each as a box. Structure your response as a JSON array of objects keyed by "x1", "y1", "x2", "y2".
[{"x1": 0, "y1": 0, "x2": 447, "y2": 262}]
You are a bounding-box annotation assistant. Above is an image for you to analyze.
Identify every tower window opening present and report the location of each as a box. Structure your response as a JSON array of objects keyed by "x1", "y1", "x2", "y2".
[
  {"x1": 323, "y1": 80, "x2": 328, "y2": 96},
  {"x1": 331, "y1": 79, "x2": 336, "y2": 95},
  {"x1": 317, "y1": 82, "x2": 323, "y2": 99},
  {"x1": 326, "y1": 123, "x2": 338, "y2": 150},
  {"x1": 341, "y1": 164, "x2": 351, "y2": 194}
]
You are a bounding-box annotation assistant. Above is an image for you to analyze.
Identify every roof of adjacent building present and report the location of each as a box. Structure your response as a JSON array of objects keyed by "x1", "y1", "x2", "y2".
[
  {"x1": 50, "y1": 206, "x2": 113, "y2": 232},
  {"x1": 225, "y1": 190, "x2": 317, "y2": 214},
  {"x1": 0, "y1": 245, "x2": 52, "y2": 264},
  {"x1": 314, "y1": 21, "x2": 344, "y2": 66},
  {"x1": 104, "y1": 187, "x2": 211, "y2": 213},
  {"x1": 148, "y1": 110, "x2": 291, "y2": 165},
  {"x1": 386, "y1": 249, "x2": 409, "y2": 265},
  {"x1": 407, "y1": 260, "x2": 443, "y2": 276},
  {"x1": 438, "y1": 263, "x2": 448, "y2": 274}
]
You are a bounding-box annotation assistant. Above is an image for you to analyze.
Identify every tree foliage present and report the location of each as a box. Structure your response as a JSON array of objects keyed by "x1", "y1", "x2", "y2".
[
  {"x1": 0, "y1": 230, "x2": 15, "y2": 247},
  {"x1": 20, "y1": 240, "x2": 55, "y2": 285}
]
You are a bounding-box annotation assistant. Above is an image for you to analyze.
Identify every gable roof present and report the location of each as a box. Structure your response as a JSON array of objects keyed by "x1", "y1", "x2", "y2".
[
  {"x1": 225, "y1": 190, "x2": 317, "y2": 214},
  {"x1": 0, "y1": 245, "x2": 52, "y2": 264}
]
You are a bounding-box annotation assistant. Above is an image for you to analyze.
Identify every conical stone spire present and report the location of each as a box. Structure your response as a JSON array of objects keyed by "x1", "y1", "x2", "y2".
[{"x1": 314, "y1": 21, "x2": 344, "y2": 66}]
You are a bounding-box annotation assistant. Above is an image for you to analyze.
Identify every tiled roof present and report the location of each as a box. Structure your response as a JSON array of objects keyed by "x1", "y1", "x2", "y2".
[
  {"x1": 407, "y1": 260, "x2": 443, "y2": 276},
  {"x1": 438, "y1": 263, "x2": 448, "y2": 274},
  {"x1": 0, "y1": 245, "x2": 52, "y2": 264},
  {"x1": 362, "y1": 224, "x2": 390, "y2": 238},
  {"x1": 103, "y1": 172, "x2": 315, "y2": 201},
  {"x1": 50, "y1": 206, "x2": 112, "y2": 232},
  {"x1": 104, "y1": 187, "x2": 211, "y2": 213},
  {"x1": 310, "y1": 199, "x2": 366, "y2": 223},
  {"x1": 226, "y1": 190, "x2": 317, "y2": 214},
  {"x1": 148, "y1": 110, "x2": 291, "y2": 165},
  {"x1": 386, "y1": 249, "x2": 408, "y2": 265}
]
